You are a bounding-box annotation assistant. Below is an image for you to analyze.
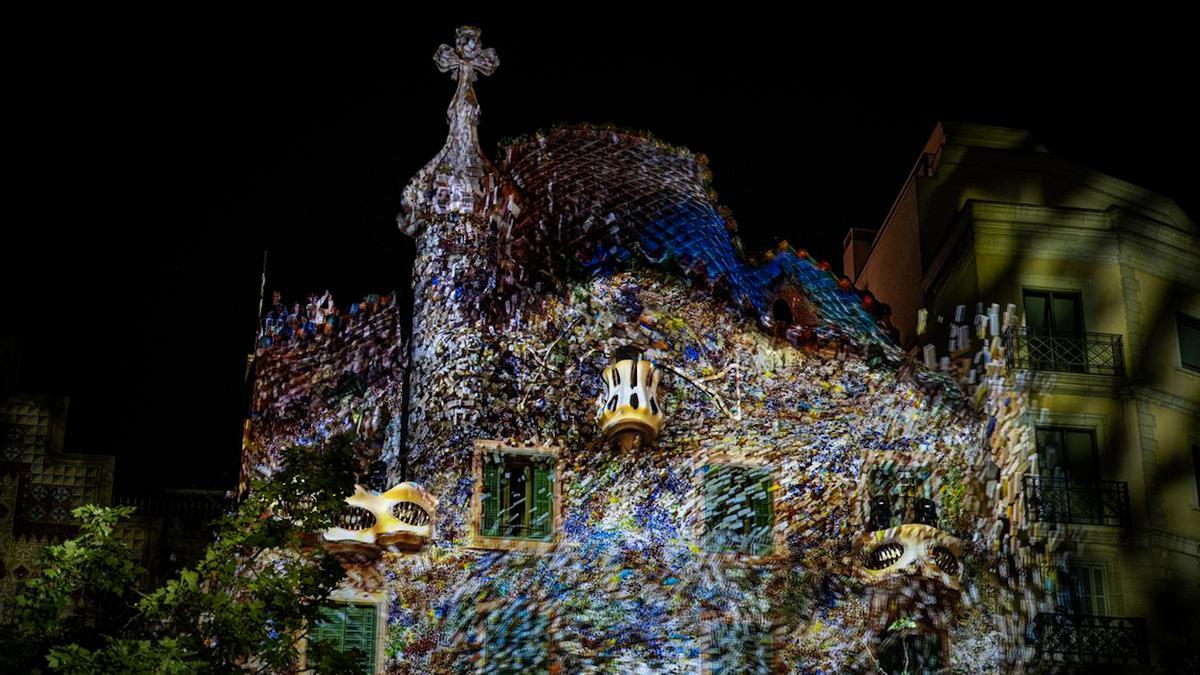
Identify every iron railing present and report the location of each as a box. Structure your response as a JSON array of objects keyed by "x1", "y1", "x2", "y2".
[
  {"x1": 1034, "y1": 612, "x2": 1149, "y2": 667},
  {"x1": 1023, "y1": 475, "x2": 1131, "y2": 527},
  {"x1": 1004, "y1": 327, "x2": 1125, "y2": 377}
]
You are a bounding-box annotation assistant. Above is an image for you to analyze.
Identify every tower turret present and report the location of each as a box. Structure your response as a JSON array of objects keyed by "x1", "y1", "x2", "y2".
[
  {"x1": 398, "y1": 27, "x2": 511, "y2": 476},
  {"x1": 399, "y1": 25, "x2": 500, "y2": 226}
]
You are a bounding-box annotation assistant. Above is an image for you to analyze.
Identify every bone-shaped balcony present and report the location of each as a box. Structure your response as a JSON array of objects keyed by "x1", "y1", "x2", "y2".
[
  {"x1": 854, "y1": 523, "x2": 964, "y2": 592},
  {"x1": 322, "y1": 481, "x2": 437, "y2": 554}
]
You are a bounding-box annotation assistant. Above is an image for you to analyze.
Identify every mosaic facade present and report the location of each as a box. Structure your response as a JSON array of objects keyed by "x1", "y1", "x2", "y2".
[{"x1": 241, "y1": 27, "x2": 1035, "y2": 673}]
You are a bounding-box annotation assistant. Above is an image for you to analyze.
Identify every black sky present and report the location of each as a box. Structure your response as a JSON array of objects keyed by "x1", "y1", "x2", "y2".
[{"x1": 5, "y1": 15, "x2": 1196, "y2": 494}]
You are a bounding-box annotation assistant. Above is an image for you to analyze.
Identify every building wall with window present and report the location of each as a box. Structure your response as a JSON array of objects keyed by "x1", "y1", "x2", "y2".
[
  {"x1": 0, "y1": 352, "x2": 224, "y2": 622},
  {"x1": 0, "y1": 393, "x2": 114, "y2": 623},
  {"x1": 850, "y1": 121, "x2": 1200, "y2": 670}
]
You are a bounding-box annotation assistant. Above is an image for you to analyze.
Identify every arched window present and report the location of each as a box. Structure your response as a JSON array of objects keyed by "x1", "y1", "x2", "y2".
[
  {"x1": 771, "y1": 299, "x2": 794, "y2": 339},
  {"x1": 772, "y1": 298, "x2": 794, "y2": 325}
]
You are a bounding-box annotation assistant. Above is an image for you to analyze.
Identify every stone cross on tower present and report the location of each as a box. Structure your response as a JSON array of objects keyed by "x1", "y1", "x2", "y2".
[
  {"x1": 422, "y1": 27, "x2": 499, "y2": 211},
  {"x1": 400, "y1": 26, "x2": 501, "y2": 230},
  {"x1": 434, "y1": 25, "x2": 499, "y2": 128}
]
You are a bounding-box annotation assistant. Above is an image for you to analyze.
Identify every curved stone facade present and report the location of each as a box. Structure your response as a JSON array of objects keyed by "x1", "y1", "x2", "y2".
[{"x1": 241, "y1": 27, "x2": 1022, "y2": 673}]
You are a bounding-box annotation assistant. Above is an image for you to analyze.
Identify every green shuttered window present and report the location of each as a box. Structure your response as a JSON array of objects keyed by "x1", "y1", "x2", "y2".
[
  {"x1": 311, "y1": 602, "x2": 376, "y2": 674},
  {"x1": 703, "y1": 464, "x2": 773, "y2": 555},
  {"x1": 483, "y1": 460, "x2": 502, "y2": 536},
  {"x1": 481, "y1": 452, "x2": 554, "y2": 541}
]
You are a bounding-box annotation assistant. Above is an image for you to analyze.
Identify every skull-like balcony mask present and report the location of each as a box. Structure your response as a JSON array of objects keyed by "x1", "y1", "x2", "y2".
[{"x1": 855, "y1": 523, "x2": 963, "y2": 592}]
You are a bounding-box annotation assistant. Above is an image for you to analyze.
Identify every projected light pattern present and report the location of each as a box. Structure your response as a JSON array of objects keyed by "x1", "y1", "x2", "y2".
[{"x1": 235, "y1": 26, "x2": 1049, "y2": 673}]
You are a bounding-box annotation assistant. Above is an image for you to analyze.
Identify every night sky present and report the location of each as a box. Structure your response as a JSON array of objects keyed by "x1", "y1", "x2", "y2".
[{"x1": 5, "y1": 16, "x2": 1195, "y2": 494}]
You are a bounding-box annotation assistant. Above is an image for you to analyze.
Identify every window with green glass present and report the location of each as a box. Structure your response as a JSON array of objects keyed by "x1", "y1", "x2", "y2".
[
  {"x1": 310, "y1": 602, "x2": 376, "y2": 674},
  {"x1": 703, "y1": 464, "x2": 773, "y2": 555},
  {"x1": 707, "y1": 621, "x2": 772, "y2": 674},
  {"x1": 481, "y1": 452, "x2": 554, "y2": 541}
]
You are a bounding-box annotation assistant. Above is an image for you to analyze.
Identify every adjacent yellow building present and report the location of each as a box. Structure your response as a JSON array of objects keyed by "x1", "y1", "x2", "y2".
[{"x1": 848, "y1": 122, "x2": 1200, "y2": 671}]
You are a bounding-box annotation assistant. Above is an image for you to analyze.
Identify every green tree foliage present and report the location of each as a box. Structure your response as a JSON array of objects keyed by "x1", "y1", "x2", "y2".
[{"x1": 0, "y1": 435, "x2": 366, "y2": 674}]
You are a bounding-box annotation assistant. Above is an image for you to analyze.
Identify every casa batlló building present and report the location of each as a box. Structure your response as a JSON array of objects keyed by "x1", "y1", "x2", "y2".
[{"x1": 242, "y1": 28, "x2": 1028, "y2": 673}]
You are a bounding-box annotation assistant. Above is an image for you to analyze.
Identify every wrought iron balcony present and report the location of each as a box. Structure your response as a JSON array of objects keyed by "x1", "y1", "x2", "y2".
[
  {"x1": 1023, "y1": 475, "x2": 1131, "y2": 527},
  {"x1": 1034, "y1": 612, "x2": 1149, "y2": 667},
  {"x1": 1004, "y1": 327, "x2": 1125, "y2": 377}
]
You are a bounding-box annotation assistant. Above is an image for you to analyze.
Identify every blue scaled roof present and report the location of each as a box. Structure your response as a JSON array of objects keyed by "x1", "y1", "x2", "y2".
[{"x1": 497, "y1": 126, "x2": 887, "y2": 343}]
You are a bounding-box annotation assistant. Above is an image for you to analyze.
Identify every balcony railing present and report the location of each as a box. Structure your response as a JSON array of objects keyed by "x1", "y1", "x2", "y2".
[
  {"x1": 1034, "y1": 612, "x2": 1149, "y2": 667},
  {"x1": 1004, "y1": 327, "x2": 1125, "y2": 377},
  {"x1": 1023, "y1": 475, "x2": 1131, "y2": 527}
]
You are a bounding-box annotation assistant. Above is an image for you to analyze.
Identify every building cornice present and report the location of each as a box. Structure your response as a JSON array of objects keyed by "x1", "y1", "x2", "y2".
[
  {"x1": 1062, "y1": 523, "x2": 1200, "y2": 560},
  {"x1": 933, "y1": 201, "x2": 1200, "y2": 290},
  {"x1": 1130, "y1": 385, "x2": 1200, "y2": 417},
  {"x1": 935, "y1": 143, "x2": 1195, "y2": 231},
  {"x1": 1013, "y1": 369, "x2": 1128, "y2": 398}
]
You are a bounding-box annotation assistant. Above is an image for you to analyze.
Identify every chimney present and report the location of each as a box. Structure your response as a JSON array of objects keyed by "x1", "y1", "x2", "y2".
[{"x1": 843, "y1": 228, "x2": 876, "y2": 283}]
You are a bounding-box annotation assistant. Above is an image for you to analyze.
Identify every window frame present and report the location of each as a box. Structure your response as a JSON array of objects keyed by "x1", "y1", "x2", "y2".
[
  {"x1": 1022, "y1": 288, "x2": 1085, "y2": 337},
  {"x1": 1177, "y1": 312, "x2": 1200, "y2": 373},
  {"x1": 1057, "y1": 560, "x2": 1119, "y2": 617},
  {"x1": 1035, "y1": 425, "x2": 1101, "y2": 483},
  {"x1": 698, "y1": 459, "x2": 777, "y2": 557},
  {"x1": 471, "y1": 440, "x2": 562, "y2": 552},
  {"x1": 299, "y1": 591, "x2": 386, "y2": 675},
  {"x1": 1192, "y1": 443, "x2": 1200, "y2": 508},
  {"x1": 865, "y1": 463, "x2": 935, "y2": 530}
]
